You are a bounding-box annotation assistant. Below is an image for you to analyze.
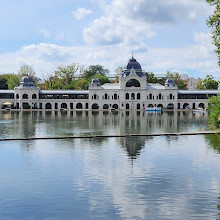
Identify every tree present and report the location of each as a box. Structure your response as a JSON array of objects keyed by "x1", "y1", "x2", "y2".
[
  {"x1": 166, "y1": 71, "x2": 187, "y2": 90},
  {"x1": 18, "y1": 65, "x2": 35, "y2": 77},
  {"x1": 206, "y1": 0, "x2": 220, "y2": 65},
  {"x1": 207, "y1": 93, "x2": 220, "y2": 127},
  {"x1": 195, "y1": 78, "x2": 205, "y2": 90},
  {"x1": 203, "y1": 75, "x2": 218, "y2": 89},
  {"x1": 7, "y1": 74, "x2": 20, "y2": 89},
  {"x1": 146, "y1": 72, "x2": 158, "y2": 83},
  {"x1": 115, "y1": 66, "x2": 123, "y2": 83},
  {"x1": 0, "y1": 76, "x2": 8, "y2": 89}
]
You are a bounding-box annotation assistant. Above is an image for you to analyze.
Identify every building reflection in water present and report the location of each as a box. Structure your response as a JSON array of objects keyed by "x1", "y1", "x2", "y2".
[{"x1": 0, "y1": 110, "x2": 209, "y2": 157}]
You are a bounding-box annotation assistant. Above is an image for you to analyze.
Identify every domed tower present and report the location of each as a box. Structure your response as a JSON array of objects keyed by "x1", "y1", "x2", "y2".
[
  {"x1": 121, "y1": 56, "x2": 145, "y2": 78},
  {"x1": 165, "y1": 78, "x2": 177, "y2": 89},
  {"x1": 90, "y1": 77, "x2": 101, "y2": 87},
  {"x1": 120, "y1": 56, "x2": 146, "y2": 89},
  {"x1": 19, "y1": 75, "x2": 35, "y2": 88}
]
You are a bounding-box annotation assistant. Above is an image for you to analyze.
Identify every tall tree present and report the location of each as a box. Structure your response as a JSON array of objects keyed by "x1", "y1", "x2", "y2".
[
  {"x1": 18, "y1": 65, "x2": 35, "y2": 77},
  {"x1": 0, "y1": 77, "x2": 8, "y2": 89},
  {"x1": 206, "y1": 0, "x2": 220, "y2": 65},
  {"x1": 195, "y1": 78, "x2": 205, "y2": 90},
  {"x1": 146, "y1": 72, "x2": 158, "y2": 83},
  {"x1": 115, "y1": 66, "x2": 123, "y2": 83},
  {"x1": 203, "y1": 74, "x2": 219, "y2": 89}
]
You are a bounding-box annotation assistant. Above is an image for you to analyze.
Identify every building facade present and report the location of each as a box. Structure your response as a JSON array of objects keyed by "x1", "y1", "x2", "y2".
[{"x1": 0, "y1": 57, "x2": 219, "y2": 110}]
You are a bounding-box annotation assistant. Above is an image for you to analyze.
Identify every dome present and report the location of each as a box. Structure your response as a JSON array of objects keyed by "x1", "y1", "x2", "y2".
[
  {"x1": 124, "y1": 57, "x2": 142, "y2": 70},
  {"x1": 20, "y1": 75, "x2": 34, "y2": 87},
  {"x1": 91, "y1": 77, "x2": 100, "y2": 86},
  {"x1": 165, "y1": 78, "x2": 176, "y2": 87},
  {"x1": 122, "y1": 56, "x2": 144, "y2": 77}
]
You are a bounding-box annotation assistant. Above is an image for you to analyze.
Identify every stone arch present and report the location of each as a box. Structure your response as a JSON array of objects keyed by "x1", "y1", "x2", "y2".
[
  {"x1": 45, "y1": 103, "x2": 52, "y2": 109},
  {"x1": 61, "y1": 103, "x2": 67, "y2": 109},
  {"x1": 76, "y1": 103, "x2": 83, "y2": 109},
  {"x1": 183, "y1": 103, "x2": 189, "y2": 109},
  {"x1": 92, "y1": 103, "x2": 99, "y2": 109},
  {"x1": 137, "y1": 93, "x2": 140, "y2": 100},
  {"x1": 126, "y1": 93, "x2": 129, "y2": 100},
  {"x1": 167, "y1": 103, "x2": 174, "y2": 109},
  {"x1": 198, "y1": 103, "x2": 205, "y2": 109},
  {"x1": 16, "y1": 94, "x2": 19, "y2": 99},
  {"x1": 103, "y1": 104, "x2": 109, "y2": 109},
  {"x1": 126, "y1": 79, "x2": 140, "y2": 87},
  {"x1": 22, "y1": 94, "x2": 28, "y2": 99},
  {"x1": 148, "y1": 104, "x2": 153, "y2": 108},
  {"x1": 32, "y1": 94, "x2": 37, "y2": 99},
  {"x1": 114, "y1": 93, "x2": 117, "y2": 100},
  {"x1": 126, "y1": 103, "x2": 129, "y2": 109},
  {"x1": 157, "y1": 104, "x2": 163, "y2": 108},
  {"x1": 112, "y1": 104, "x2": 119, "y2": 109}
]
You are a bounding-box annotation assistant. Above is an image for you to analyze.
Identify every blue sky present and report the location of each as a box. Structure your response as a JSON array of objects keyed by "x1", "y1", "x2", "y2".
[{"x1": 0, "y1": 0, "x2": 219, "y2": 79}]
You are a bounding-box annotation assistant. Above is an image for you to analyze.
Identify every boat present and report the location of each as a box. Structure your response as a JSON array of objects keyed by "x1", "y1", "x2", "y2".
[{"x1": 145, "y1": 107, "x2": 162, "y2": 112}]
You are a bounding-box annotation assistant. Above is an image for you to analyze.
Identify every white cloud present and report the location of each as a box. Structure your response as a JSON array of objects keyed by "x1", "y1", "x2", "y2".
[{"x1": 72, "y1": 8, "x2": 92, "y2": 20}]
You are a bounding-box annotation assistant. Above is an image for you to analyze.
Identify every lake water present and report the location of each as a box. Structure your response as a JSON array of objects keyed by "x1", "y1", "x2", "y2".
[{"x1": 1, "y1": 111, "x2": 220, "y2": 219}]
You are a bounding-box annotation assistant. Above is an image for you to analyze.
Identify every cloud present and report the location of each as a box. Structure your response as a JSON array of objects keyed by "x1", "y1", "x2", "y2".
[{"x1": 72, "y1": 8, "x2": 92, "y2": 20}]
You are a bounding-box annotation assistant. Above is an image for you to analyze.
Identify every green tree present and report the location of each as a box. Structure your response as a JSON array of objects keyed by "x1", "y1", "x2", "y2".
[
  {"x1": 7, "y1": 74, "x2": 20, "y2": 89},
  {"x1": 206, "y1": 0, "x2": 220, "y2": 65},
  {"x1": 0, "y1": 76, "x2": 8, "y2": 89},
  {"x1": 203, "y1": 75, "x2": 218, "y2": 89},
  {"x1": 166, "y1": 71, "x2": 187, "y2": 90},
  {"x1": 195, "y1": 78, "x2": 205, "y2": 90},
  {"x1": 207, "y1": 93, "x2": 220, "y2": 127},
  {"x1": 146, "y1": 72, "x2": 158, "y2": 83}
]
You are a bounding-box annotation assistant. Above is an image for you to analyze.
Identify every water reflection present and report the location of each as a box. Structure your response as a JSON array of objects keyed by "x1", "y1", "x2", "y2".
[
  {"x1": 205, "y1": 134, "x2": 220, "y2": 154},
  {"x1": 0, "y1": 110, "x2": 209, "y2": 139}
]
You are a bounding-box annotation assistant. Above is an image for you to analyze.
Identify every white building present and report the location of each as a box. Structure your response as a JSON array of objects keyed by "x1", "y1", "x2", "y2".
[{"x1": 0, "y1": 56, "x2": 219, "y2": 110}]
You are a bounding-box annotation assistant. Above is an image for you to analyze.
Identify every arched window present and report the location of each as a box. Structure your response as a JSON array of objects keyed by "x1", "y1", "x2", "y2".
[
  {"x1": 158, "y1": 93, "x2": 162, "y2": 100},
  {"x1": 131, "y1": 93, "x2": 135, "y2": 100},
  {"x1": 22, "y1": 94, "x2": 28, "y2": 99},
  {"x1": 92, "y1": 103, "x2": 99, "y2": 109},
  {"x1": 16, "y1": 94, "x2": 19, "y2": 99},
  {"x1": 114, "y1": 94, "x2": 117, "y2": 100},
  {"x1": 137, "y1": 103, "x2": 140, "y2": 109},
  {"x1": 149, "y1": 93, "x2": 152, "y2": 100},
  {"x1": 112, "y1": 104, "x2": 119, "y2": 109},
  {"x1": 137, "y1": 93, "x2": 140, "y2": 100},
  {"x1": 104, "y1": 93, "x2": 108, "y2": 100},
  {"x1": 169, "y1": 93, "x2": 173, "y2": 100},
  {"x1": 126, "y1": 103, "x2": 129, "y2": 109},
  {"x1": 61, "y1": 103, "x2": 67, "y2": 109},
  {"x1": 94, "y1": 94, "x2": 97, "y2": 100},
  {"x1": 126, "y1": 93, "x2": 129, "y2": 100},
  {"x1": 103, "y1": 104, "x2": 109, "y2": 109},
  {"x1": 45, "y1": 103, "x2": 52, "y2": 109},
  {"x1": 32, "y1": 94, "x2": 37, "y2": 99},
  {"x1": 76, "y1": 103, "x2": 83, "y2": 109},
  {"x1": 126, "y1": 79, "x2": 140, "y2": 87}
]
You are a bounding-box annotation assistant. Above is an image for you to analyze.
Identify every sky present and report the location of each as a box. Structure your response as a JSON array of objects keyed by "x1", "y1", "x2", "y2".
[{"x1": 0, "y1": 0, "x2": 219, "y2": 79}]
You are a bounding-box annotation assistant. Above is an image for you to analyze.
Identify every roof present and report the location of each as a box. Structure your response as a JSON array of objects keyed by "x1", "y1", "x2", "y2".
[
  {"x1": 0, "y1": 90, "x2": 14, "y2": 94},
  {"x1": 147, "y1": 83, "x2": 165, "y2": 90},
  {"x1": 178, "y1": 90, "x2": 220, "y2": 94},
  {"x1": 102, "y1": 83, "x2": 120, "y2": 90},
  {"x1": 40, "y1": 90, "x2": 89, "y2": 94}
]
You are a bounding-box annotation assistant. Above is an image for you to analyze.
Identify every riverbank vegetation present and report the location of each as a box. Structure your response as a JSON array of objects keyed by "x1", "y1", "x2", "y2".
[{"x1": 207, "y1": 94, "x2": 220, "y2": 127}]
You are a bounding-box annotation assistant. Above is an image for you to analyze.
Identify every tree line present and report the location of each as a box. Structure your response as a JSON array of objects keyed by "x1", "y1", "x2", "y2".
[{"x1": 0, "y1": 64, "x2": 219, "y2": 90}]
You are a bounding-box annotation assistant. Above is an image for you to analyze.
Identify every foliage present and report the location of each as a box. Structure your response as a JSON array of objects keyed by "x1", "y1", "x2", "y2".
[
  {"x1": 18, "y1": 65, "x2": 35, "y2": 77},
  {"x1": 206, "y1": 0, "x2": 220, "y2": 65},
  {"x1": 166, "y1": 71, "x2": 187, "y2": 90},
  {"x1": 203, "y1": 75, "x2": 218, "y2": 89},
  {"x1": 195, "y1": 78, "x2": 205, "y2": 90},
  {"x1": 115, "y1": 66, "x2": 123, "y2": 83},
  {"x1": 146, "y1": 72, "x2": 158, "y2": 83},
  {"x1": 195, "y1": 75, "x2": 218, "y2": 90},
  {"x1": 39, "y1": 64, "x2": 110, "y2": 90},
  {"x1": 7, "y1": 74, "x2": 20, "y2": 89},
  {"x1": 0, "y1": 77, "x2": 8, "y2": 89},
  {"x1": 207, "y1": 93, "x2": 220, "y2": 127}
]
